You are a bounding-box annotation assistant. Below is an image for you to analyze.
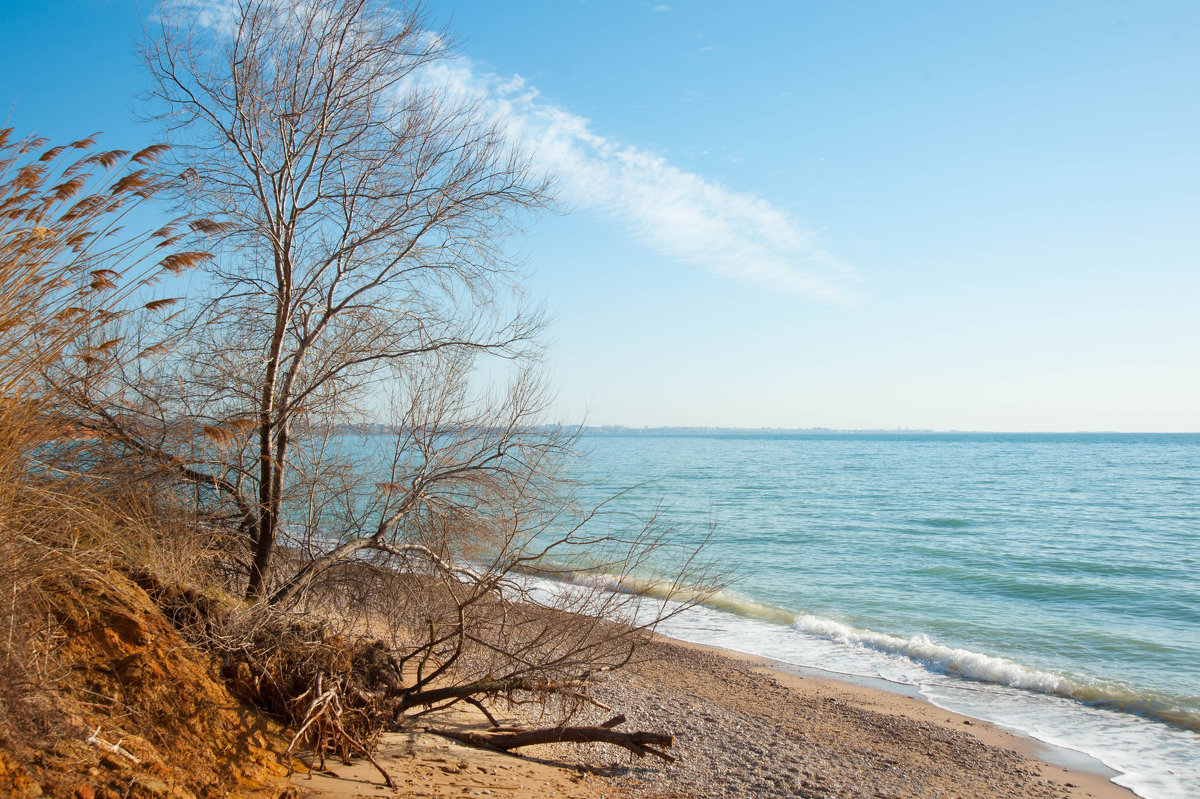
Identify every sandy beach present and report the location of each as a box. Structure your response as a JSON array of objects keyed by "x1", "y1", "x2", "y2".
[{"x1": 292, "y1": 636, "x2": 1134, "y2": 799}]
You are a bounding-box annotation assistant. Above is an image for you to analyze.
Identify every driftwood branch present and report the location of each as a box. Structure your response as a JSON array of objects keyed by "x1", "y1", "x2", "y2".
[
  {"x1": 431, "y1": 715, "x2": 676, "y2": 763},
  {"x1": 397, "y1": 676, "x2": 584, "y2": 714}
]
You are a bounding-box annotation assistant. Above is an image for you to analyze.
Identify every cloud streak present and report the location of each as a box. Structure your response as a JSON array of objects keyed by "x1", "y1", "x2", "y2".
[
  {"x1": 171, "y1": 1, "x2": 857, "y2": 300},
  {"x1": 429, "y1": 63, "x2": 858, "y2": 301}
]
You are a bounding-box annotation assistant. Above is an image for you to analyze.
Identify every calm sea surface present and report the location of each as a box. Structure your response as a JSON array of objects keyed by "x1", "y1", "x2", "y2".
[{"x1": 573, "y1": 433, "x2": 1200, "y2": 799}]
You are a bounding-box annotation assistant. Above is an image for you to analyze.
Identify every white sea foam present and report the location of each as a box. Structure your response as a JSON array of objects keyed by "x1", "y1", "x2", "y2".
[
  {"x1": 516, "y1": 566, "x2": 1200, "y2": 799},
  {"x1": 789, "y1": 614, "x2": 1072, "y2": 694},
  {"x1": 538, "y1": 568, "x2": 1198, "y2": 728},
  {"x1": 651, "y1": 600, "x2": 1200, "y2": 799}
]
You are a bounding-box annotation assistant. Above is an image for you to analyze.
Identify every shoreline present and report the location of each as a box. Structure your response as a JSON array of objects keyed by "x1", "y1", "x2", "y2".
[
  {"x1": 294, "y1": 632, "x2": 1137, "y2": 799},
  {"x1": 662, "y1": 635, "x2": 1134, "y2": 799},
  {"x1": 764, "y1": 658, "x2": 1125, "y2": 780}
]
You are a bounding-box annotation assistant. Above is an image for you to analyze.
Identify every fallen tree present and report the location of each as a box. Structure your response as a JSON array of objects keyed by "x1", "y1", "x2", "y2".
[
  {"x1": 432, "y1": 714, "x2": 676, "y2": 763},
  {"x1": 140, "y1": 559, "x2": 705, "y2": 785}
]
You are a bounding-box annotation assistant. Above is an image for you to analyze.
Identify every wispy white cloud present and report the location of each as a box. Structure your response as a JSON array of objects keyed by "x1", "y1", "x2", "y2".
[
  {"x1": 173, "y1": 1, "x2": 857, "y2": 300},
  {"x1": 160, "y1": 0, "x2": 239, "y2": 34},
  {"x1": 426, "y1": 61, "x2": 859, "y2": 301}
]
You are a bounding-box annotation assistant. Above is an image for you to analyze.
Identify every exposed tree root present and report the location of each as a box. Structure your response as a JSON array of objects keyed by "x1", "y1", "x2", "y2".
[{"x1": 143, "y1": 573, "x2": 683, "y2": 787}]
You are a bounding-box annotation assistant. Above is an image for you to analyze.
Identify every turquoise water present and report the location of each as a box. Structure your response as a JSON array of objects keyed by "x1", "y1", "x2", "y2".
[{"x1": 573, "y1": 433, "x2": 1200, "y2": 798}]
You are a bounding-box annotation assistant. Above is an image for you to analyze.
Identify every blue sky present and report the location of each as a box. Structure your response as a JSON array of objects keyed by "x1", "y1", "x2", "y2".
[{"x1": 2, "y1": 1, "x2": 1197, "y2": 431}]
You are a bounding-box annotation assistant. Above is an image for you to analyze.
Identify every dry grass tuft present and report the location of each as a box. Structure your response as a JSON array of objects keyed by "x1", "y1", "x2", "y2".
[{"x1": 0, "y1": 127, "x2": 286, "y2": 797}]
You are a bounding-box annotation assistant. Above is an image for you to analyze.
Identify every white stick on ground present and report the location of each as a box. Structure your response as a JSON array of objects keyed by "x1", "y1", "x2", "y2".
[{"x1": 86, "y1": 727, "x2": 141, "y2": 764}]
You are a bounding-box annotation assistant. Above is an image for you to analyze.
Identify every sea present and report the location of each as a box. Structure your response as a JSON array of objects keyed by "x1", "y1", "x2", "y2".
[{"x1": 569, "y1": 432, "x2": 1200, "y2": 799}]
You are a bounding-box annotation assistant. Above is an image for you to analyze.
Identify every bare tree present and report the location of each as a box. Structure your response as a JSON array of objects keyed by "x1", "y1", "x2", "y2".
[
  {"x1": 124, "y1": 0, "x2": 557, "y2": 602},
  {"x1": 64, "y1": 0, "x2": 721, "y2": 768}
]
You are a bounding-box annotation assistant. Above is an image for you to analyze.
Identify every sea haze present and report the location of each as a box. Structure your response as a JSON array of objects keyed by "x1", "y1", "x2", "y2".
[{"x1": 572, "y1": 432, "x2": 1200, "y2": 799}]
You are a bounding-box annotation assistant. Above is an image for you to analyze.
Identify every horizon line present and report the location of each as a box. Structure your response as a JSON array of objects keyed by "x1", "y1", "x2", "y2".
[{"x1": 571, "y1": 425, "x2": 1200, "y2": 435}]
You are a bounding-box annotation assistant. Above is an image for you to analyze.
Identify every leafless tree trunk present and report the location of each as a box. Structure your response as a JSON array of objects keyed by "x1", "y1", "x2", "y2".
[
  {"x1": 122, "y1": 0, "x2": 556, "y2": 601},
  {"x1": 64, "y1": 0, "x2": 724, "y2": 767}
]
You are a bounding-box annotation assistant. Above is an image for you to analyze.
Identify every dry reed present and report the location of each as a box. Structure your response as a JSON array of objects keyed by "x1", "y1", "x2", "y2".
[{"x1": 0, "y1": 126, "x2": 211, "y2": 756}]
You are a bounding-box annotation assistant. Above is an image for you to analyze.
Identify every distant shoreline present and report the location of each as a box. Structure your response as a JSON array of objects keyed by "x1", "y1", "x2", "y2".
[
  {"x1": 576, "y1": 426, "x2": 1199, "y2": 436},
  {"x1": 335, "y1": 424, "x2": 1200, "y2": 437}
]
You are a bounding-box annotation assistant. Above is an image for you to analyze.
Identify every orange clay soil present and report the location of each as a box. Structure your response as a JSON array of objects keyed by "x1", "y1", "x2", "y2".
[{"x1": 0, "y1": 566, "x2": 294, "y2": 799}]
